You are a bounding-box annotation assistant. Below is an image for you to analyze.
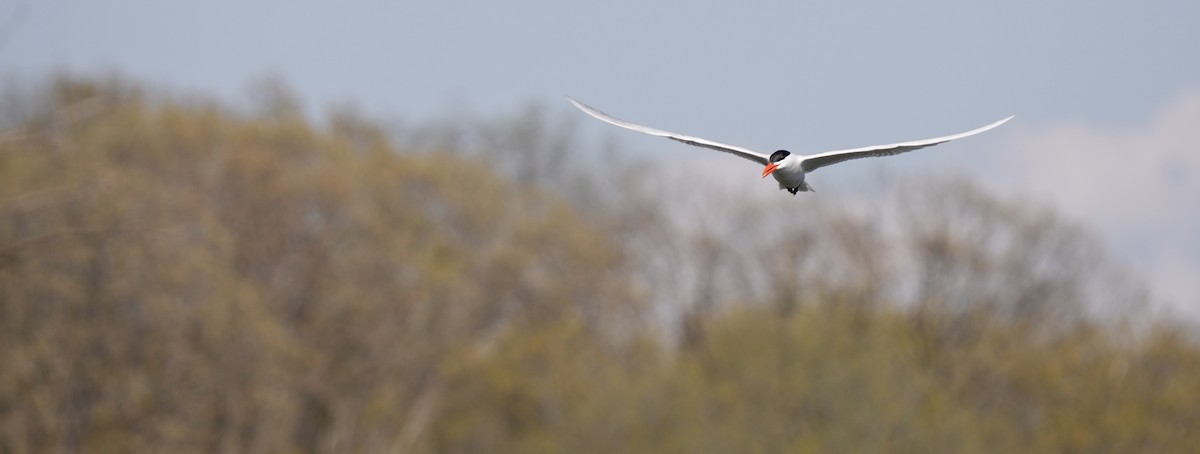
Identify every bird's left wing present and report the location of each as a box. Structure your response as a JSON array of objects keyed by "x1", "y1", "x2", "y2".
[
  {"x1": 799, "y1": 116, "x2": 1013, "y2": 173},
  {"x1": 568, "y1": 97, "x2": 770, "y2": 166}
]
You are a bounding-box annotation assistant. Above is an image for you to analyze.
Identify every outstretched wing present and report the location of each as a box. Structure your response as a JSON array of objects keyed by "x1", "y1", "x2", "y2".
[
  {"x1": 799, "y1": 116, "x2": 1013, "y2": 173},
  {"x1": 568, "y1": 97, "x2": 770, "y2": 166}
]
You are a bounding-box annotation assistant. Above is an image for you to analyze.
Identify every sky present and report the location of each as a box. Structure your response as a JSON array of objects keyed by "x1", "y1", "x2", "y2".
[{"x1": 3, "y1": 1, "x2": 1198, "y2": 316}]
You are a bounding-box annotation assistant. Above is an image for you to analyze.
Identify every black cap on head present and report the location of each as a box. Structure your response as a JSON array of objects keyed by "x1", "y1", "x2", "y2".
[{"x1": 769, "y1": 150, "x2": 791, "y2": 163}]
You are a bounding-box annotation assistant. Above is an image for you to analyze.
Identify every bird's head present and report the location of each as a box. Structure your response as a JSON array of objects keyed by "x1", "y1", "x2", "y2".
[{"x1": 761, "y1": 150, "x2": 791, "y2": 178}]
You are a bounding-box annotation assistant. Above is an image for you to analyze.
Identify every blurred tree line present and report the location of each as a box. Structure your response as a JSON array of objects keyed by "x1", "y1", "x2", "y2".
[{"x1": 1, "y1": 75, "x2": 1197, "y2": 453}]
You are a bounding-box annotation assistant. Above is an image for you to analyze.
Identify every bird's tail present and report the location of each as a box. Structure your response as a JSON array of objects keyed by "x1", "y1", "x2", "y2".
[{"x1": 788, "y1": 182, "x2": 816, "y2": 195}]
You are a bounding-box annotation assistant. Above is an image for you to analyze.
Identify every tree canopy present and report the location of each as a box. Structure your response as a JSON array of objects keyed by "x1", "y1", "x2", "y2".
[{"x1": 1, "y1": 76, "x2": 1196, "y2": 453}]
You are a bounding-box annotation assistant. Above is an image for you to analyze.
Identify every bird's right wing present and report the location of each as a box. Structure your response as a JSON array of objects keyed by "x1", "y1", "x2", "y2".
[
  {"x1": 568, "y1": 97, "x2": 770, "y2": 166},
  {"x1": 799, "y1": 116, "x2": 1013, "y2": 173}
]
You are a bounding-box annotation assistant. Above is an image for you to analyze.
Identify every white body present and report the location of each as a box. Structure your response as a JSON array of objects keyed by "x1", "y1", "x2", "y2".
[{"x1": 768, "y1": 154, "x2": 807, "y2": 191}]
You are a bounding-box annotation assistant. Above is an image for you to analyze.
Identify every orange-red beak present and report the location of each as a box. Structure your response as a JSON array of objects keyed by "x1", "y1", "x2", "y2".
[{"x1": 761, "y1": 162, "x2": 779, "y2": 178}]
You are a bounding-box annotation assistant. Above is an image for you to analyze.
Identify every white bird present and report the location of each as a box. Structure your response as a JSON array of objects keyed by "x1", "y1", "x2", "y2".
[{"x1": 568, "y1": 97, "x2": 1012, "y2": 195}]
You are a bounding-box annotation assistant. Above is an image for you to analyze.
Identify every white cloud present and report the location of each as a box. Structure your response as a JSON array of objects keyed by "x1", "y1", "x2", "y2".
[{"x1": 993, "y1": 88, "x2": 1200, "y2": 318}]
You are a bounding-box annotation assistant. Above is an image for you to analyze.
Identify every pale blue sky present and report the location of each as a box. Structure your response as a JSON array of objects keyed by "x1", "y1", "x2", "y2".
[
  {"x1": 7, "y1": 2, "x2": 1197, "y2": 128},
  {"x1": 4, "y1": 0, "x2": 1199, "y2": 314}
]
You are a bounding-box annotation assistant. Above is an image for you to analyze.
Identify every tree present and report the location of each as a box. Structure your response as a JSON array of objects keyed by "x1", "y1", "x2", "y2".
[{"x1": 1, "y1": 75, "x2": 1195, "y2": 452}]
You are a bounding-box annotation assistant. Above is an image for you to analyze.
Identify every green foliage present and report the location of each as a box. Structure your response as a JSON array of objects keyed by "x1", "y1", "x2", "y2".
[{"x1": 1, "y1": 75, "x2": 1197, "y2": 452}]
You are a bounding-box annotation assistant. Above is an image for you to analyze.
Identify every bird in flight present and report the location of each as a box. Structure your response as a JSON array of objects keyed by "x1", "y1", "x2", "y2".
[{"x1": 568, "y1": 97, "x2": 1012, "y2": 195}]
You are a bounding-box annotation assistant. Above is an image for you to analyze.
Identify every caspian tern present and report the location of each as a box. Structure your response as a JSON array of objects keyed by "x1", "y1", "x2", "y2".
[{"x1": 568, "y1": 97, "x2": 1012, "y2": 195}]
